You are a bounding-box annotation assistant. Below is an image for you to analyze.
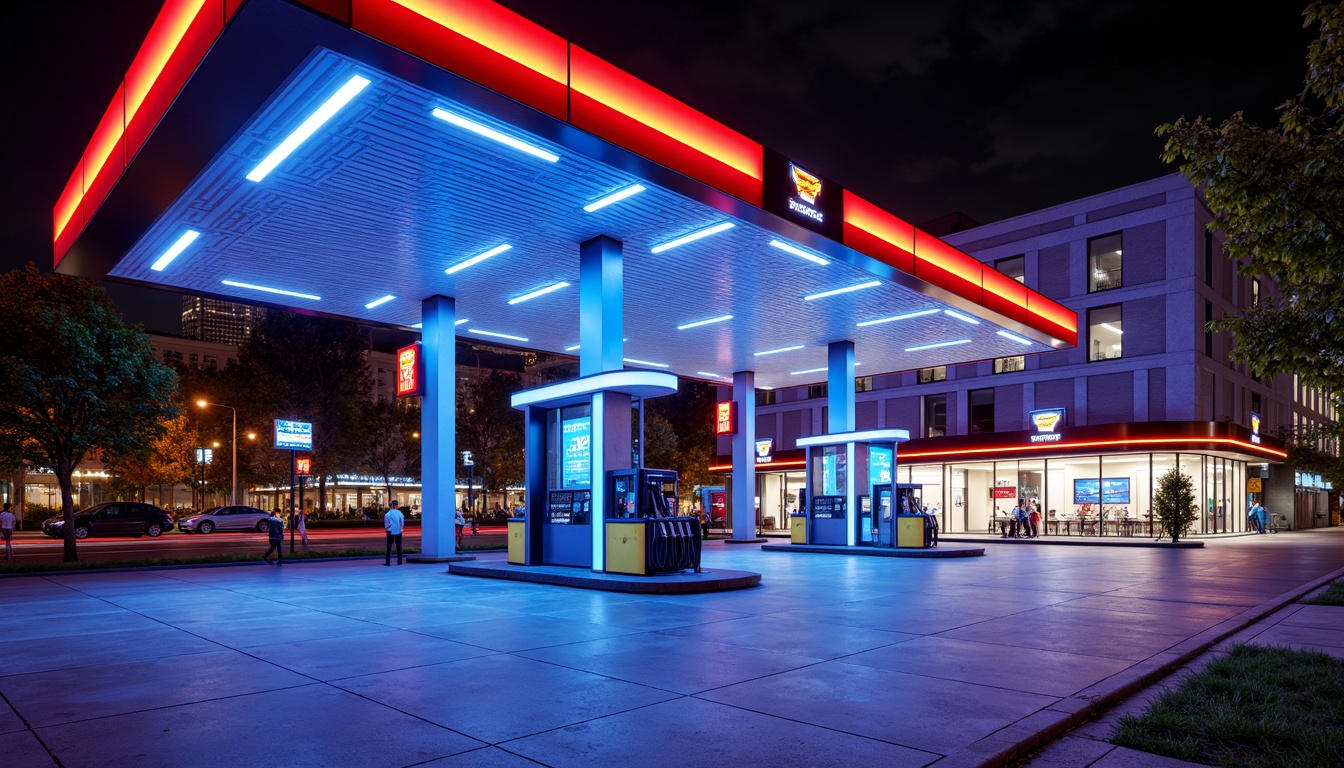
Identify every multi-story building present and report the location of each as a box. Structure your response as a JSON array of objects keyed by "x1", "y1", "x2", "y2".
[
  {"x1": 180, "y1": 296, "x2": 266, "y2": 346},
  {"x1": 716, "y1": 174, "x2": 1338, "y2": 535}
]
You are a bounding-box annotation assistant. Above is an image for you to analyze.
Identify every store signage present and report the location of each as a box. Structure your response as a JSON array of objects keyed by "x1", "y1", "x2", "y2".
[
  {"x1": 1249, "y1": 411, "x2": 1261, "y2": 444},
  {"x1": 194, "y1": 448, "x2": 213, "y2": 465},
  {"x1": 295, "y1": 456, "x2": 312, "y2": 476},
  {"x1": 334, "y1": 473, "x2": 417, "y2": 486},
  {"x1": 992, "y1": 486, "x2": 1017, "y2": 499},
  {"x1": 396, "y1": 342, "x2": 423, "y2": 398},
  {"x1": 1028, "y1": 408, "x2": 1066, "y2": 443},
  {"x1": 763, "y1": 148, "x2": 843, "y2": 239},
  {"x1": 274, "y1": 419, "x2": 313, "y2": 450},
  {"x1": 715, "y1": 401, "x2": 735, "y2": 435},
  {"x1": 561, "y1": 416, "x2": 592, "y2": 487},
  {"x1": 755, "y1": 438, "x2": 774, "y2": 464},
  {"x1": 1247, "y1": 477, "x2": 1263, "y2": 493}
]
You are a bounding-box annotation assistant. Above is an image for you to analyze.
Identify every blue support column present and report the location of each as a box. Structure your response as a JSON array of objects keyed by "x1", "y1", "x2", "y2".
[
  {"x1": 730, "y1": 371, "x2": 760, "y2": 541},
  {"x1": 828, "y1": 340, "x2": 855, "y2": 433},
  {"x1": 420, "y1": 295, "x2": 457, "y2": 559},
  {"x1": 579, "y1": 235, "x2": 625, "y2": 376},
  {"x1": 579, "y1": 235, "x2": 629, "y2": 571}
]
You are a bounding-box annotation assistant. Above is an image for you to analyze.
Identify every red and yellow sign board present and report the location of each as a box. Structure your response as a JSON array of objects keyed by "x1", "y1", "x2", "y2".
[
  {"x1": 992, "y1": 486, "x2": 1017, "y2": 499},
  {"x1": 715, "y1": 401, "x2": 735, "y2": 435},
  {"x1": 295, "y1": 456, "x2": 312, "y2": 476},
  {"x1": 396, "y1": 342, "x2": 423, "y2": 398}
]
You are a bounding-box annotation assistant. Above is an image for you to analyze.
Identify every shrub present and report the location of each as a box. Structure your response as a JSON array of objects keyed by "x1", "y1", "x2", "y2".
[{"x1": 1154, "y1": 467, "x2": 1198, "y2": 543}]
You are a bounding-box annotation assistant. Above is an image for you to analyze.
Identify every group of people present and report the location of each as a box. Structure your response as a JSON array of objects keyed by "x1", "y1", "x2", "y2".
[
  {"x1": 1003, "y1": 498, "x2": 1042, "y2": 539},
  {"x1": 1248, "y1": 501, "x2": 1275, "y2": 534}
]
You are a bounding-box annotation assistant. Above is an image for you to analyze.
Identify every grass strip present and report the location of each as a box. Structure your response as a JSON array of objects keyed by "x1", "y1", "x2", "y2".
[
  {"x1": 1303, "y1": 579, "x2": 1344, "y2": 606},
  {"x1": 1111, "y1": 644, "x2": 1344, "y2": 768}
]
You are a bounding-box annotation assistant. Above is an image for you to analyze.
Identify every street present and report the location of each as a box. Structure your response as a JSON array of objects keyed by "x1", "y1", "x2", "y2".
[{"x1": 2, "y1": 526, "x2": 507, "y2": 563}]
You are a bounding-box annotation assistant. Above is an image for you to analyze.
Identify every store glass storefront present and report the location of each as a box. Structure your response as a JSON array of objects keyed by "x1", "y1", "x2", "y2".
[{"x1": 899, "y1": 452, "x2": 1251, "y2": 536}]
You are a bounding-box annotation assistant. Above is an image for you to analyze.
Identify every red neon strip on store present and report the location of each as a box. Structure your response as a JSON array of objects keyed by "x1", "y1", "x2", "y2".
[
  {"x1": 707, "y1": 460, "x2": 805, "y2": 473},
  {"x1": 900, "y1": 437, "x2": 1286, "y2": 460}
]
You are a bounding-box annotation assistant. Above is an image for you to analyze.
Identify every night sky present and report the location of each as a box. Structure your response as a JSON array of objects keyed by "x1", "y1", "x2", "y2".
[{"x1": 0, "y1": 0, "x2": 1313, "y2": 334}]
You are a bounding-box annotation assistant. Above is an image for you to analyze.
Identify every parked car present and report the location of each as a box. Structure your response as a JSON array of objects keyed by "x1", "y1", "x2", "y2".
[
  {"x1": 178, "y1": 505, "x2": 271, "y2": 534},
  {"x1": 42, "y1": 502, "x2": 174, "y2": 539}
]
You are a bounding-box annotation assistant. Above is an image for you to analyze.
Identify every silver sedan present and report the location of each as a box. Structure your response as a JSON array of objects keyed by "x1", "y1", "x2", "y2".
[{"x1": 178, "y1": 506, "x2": 272, "y2": 534}]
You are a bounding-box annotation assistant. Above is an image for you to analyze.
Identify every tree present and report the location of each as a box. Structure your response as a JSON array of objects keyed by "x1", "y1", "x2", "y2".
[
  {"x1": 645, "y1": 379, "x2": 718, "y2": 501},
  {"x1": 1158, "y1": 1, "x2": 1344, "y2": 428},
  {"x1": 457, "y1": 370, "x2": 525, "y2": 510},
  {"x1": 104, "y1": 408, "x2": 198, "y2": 504},
  {"x1": 0, "y1": 264, "x2": 178, "y2": 561},
  {"x1": 1154, "y1": 468, "x2": 1199, "y2": 543},
  {"x1": 360, "y1": 398, "x2": 421, "y2": 499},
  {"x1": 229, "y1": 312, "x2": 372, "y2": 514}
]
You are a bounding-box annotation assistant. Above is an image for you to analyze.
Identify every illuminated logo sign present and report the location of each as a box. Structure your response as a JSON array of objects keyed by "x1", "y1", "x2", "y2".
[
  {"x1": 396, "y1": 342, "x2": 423, "y2": 398},
  {"x1": 1028, "y1": 408, "x2": 1066, "y2": 443},
  {"x1": 295, "y1": 456, "x2": 312, "y2": 476},
  {"x1": 1250, "y1": 411, "x2": 1261, "y2": 444},
  {"x1": 274, "y1": 419, "x2": 313, "y2": 451},
  {"x1": 195, "y1": 448, "x2": 213, "y2": 465},
  {"x1": 755, "y1": 438, "x2": 774, "y2": 464},
  {"x1": 715, "y1": 402, "x2": 735, "y2": 435},
  {"x1": 763, "y1": 149, "x2": 843, "y2": 239}
]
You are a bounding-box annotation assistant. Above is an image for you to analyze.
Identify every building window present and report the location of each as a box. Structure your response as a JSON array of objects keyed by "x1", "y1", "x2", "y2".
[
  {"x1": 855, "y1": 376, "x2": 873, "y2": 393},
  {"x1": 203, "y1": 355, "x2": 218, "y2": 370},
  {"x1": 918, "y1": 366, "x2": 947, "y2": 384},
  {"x1": 1088, "y1": 233, "x2": 1123, "y2": 292},
  {"x1": 923, "y1": 394, "x2": 947, "y2": 437},
  {"x1": 995, "y1": 255, "x2": 1025, "y2": 284},
  {"x1": 1088, "y1": 304, "x2": 1123, "y2": 361},
  {"x1": 189, "y1": 353, "x2": 199, "y2": 365},
  {"x1": 968, "y1": 388, "x2": 995, "y2": 434},
  {"x1": 1204, "y1": 230, "x2": 1214, "y2": 287},
  {"x1": 808, "y1": 383, "x2": 829, "y2": 400},
  {"x1": 1204, "y1": 301, "x2": 1214, "y2": 357},
  {"x1": 1252, "y1": 278, "x2": 1260, "y2": 305},
  {"x1": 756, "y1": 390, "x2": 776, "y2": 407},
  {"x1": 994, "y1": 356, "x2": 1025, "y2": 374},
  {"x1": 1251, "y1": 392, "x2": 1262, "y2": 418}
]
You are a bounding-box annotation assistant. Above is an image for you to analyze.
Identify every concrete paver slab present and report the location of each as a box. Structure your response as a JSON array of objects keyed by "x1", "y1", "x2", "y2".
[
  {"x1": 0, "y1": 625, "x2": 220, "y2": 677},
  {"x1": 658, "y1": 613, "x2": 915, "y2": 659},
  {"x1": 0, "y1": 728, "x2": 57, "y2": 767},
  {"x1": 244, "y1": 629, "x2": 499, "y2": 680}
]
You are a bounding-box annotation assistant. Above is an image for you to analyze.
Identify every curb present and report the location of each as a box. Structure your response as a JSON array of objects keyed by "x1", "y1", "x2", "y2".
[{"x1": 931, "y1": 563, "x2": 1344, "y2": 767}]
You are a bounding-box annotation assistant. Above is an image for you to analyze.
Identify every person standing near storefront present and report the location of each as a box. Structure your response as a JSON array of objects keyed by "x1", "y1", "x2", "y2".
[
  {"x1": 1249, "y1": 501, "x2": 1268, "y2": 534},
  {"x1": 1027, "y1": 500, "x2": 1041, "y2": 539},
  {"x1": 1, "y1": 502, "x2": 15, "y2": 561}
]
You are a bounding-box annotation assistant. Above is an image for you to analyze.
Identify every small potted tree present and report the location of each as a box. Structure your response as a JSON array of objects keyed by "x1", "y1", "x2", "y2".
[{"x1": 1154, "y1": 468, "x2": 1198, "y2": 543}]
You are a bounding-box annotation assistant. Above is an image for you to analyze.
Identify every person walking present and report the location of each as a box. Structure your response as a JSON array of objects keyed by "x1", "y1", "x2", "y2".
[
  {"x1": 384, "y1": 499, "x2": 405, "y2": 565},
  {"x1": 295, "y1": 505, "x2": 309, "y2": 552},
  {"x1": 262, "y1": 510, "x2": 285, "y2": 565},
  {"x1": 454, "y1": 507, "x2": 467, "y2": 548},
  {"x1": 1, "y1": 502, "x2": 16, "y2": 561}
]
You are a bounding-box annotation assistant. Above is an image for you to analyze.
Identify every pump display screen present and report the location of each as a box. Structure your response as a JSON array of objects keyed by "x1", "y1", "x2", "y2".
[
  {"x1": 547, "y1": 489, "x2": 590, "y2": 524},
  {"x1": 561, "y1": 416, "x2": 591, "y2": 488},
  {"x1": 812, "y1": 495, "x2": 846, "y2": 519}
]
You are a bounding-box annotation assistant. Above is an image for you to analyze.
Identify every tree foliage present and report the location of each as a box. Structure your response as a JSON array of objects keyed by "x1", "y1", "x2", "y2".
[
  {"x1": 457, "y1": 370, "x2": 524, "y2": 508},
  {"x1": 1158, "y1": 1, "x2": 1344, "y2": 427},
  {"x1": 1154, "y1": 468, "x2": 1199, "y2": 543},
  {"x1": 0, "y1": 264, "x2": 178, "y2": 560},
  {"x1": 360, "y1": 398, "x2": 421, "y2": 498},
  {"x1": 645, "y1": 379, "x2": 718, "y2": 500}
]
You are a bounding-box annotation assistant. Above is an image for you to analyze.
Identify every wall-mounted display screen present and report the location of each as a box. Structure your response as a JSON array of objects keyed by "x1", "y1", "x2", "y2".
[
  {"x1": 561, "y1": 416, "x2": 591, "y2": 488},
  {"x1": 1073, "y1": 478, "x2": 1131, "y2": 504}
]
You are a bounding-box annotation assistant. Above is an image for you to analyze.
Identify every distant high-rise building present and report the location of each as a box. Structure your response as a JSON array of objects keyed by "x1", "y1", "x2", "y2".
[{"x1": 181, "y1": 296, "x2": 266, "y2": 346}]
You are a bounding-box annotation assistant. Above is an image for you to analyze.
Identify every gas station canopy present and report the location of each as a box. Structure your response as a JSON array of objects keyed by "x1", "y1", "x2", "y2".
[{"x1": 54, "y1": 0, "x2": 1076, "y2": 389}]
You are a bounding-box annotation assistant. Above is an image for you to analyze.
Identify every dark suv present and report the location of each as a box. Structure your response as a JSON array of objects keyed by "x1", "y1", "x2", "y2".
[{"x1": 42, "y1": 502, "x2": 175, "y2": 539}]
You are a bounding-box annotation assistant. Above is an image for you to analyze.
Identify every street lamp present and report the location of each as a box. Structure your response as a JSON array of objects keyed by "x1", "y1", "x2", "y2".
[
  {"x1": 197, "y1": 400, "x2": 237, "y2": 505},
  {"x1": 462, "y1": 450, "x2": 475, "y2": 517}
]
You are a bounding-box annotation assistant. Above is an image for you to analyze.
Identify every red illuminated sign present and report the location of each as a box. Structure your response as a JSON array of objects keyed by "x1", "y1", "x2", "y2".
[
  {"x1": 396, "y1": 342, "x2": 423, "y2": 398},
  {"x1": 295, "y1": 456, "x2": 312, "y2": 476},
  {"x1": 715, "y1": 402, "x2": 735, "y2": 435},
  {"x1": 992, "y1": 486, "x2": 1017, "y2": 499}
]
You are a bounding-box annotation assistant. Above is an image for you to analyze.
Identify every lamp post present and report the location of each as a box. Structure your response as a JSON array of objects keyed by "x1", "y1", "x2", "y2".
[
  {"x1": 197, "y1": 401, "x2": 237, "y2": 505},
  {"x1": 462, "y1": 450, "x2": 475, "y2": 517}
]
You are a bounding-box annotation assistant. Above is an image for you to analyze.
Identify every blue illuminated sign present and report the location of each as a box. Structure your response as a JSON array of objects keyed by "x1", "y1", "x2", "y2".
[
  {"x1": 274, "y1": 419, "x2": 313, "y2": 450},
  {"x1": 561, "y1": 416, "x2": 591, "y2": 488},
  {"x1": 869, "y1": 446, "x2": 893, "y2": 485},
  {"x1": 1073, "y1": 477, "x2": 1130, "y2": 504}
]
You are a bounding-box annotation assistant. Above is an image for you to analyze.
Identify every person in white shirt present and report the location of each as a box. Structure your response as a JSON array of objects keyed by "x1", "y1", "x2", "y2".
[
  {"x1": 1, "y1": 503, "x2": 16, "y2": 561},
  {"x1": 384, "y1": 500, "x2": 406, "y2": 566}
]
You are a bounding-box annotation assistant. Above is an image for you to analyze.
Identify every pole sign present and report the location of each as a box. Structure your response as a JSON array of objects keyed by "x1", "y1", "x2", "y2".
[
  {"x1": 295, "y1": 456, "x2": 312, "y2": 476},
  {"x1": 396, "y1": 342, "x2": 423, "y2": 398},
  {"x1": 762, "y1": 148, "x2": 844, "y2": 240},
  {"x1": 195, "y1": 448, "x2": 213, "y2": 465},
  {"x1": 274, "y1": 419, "x2": 313, "y2": 450},
  {"x1": 715, "y1": 401, "x2": 735, "y2": 435}
]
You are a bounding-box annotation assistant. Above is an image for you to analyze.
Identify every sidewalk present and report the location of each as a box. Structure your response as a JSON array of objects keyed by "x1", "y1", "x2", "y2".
[
  {"x1": 1, "y1": 530, "x2": 1342, "y2": 767},
  {"x1": 1019, "y1": 576, "x2": 1344, "y2": 767}
]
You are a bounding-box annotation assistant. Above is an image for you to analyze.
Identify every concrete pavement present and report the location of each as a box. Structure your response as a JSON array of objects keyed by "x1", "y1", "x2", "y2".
[{"x1": 1, "y1": 529, "x2": 1342, "y2": 767}]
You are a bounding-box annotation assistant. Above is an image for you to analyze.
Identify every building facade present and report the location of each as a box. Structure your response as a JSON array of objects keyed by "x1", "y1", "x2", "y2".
[
  {"x1": 180, "y1": 296, "x2": 267, "y2": 346},
  {"x1": 718, "y1": 174, "x2": 1338, "y2": 535}
]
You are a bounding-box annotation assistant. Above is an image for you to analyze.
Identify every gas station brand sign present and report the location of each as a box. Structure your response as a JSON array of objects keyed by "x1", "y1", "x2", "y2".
[
  {"x1": 396, "y1": 342, "x2": 423, "y2": 398},
  {"x1": 295, "y1": 456, "x2": 312, "y2": 476},
  {"x1": 763, "y1": 149, "x2": 843, "y2": 240},
  {"x1": 715, "y1": 402, "x2": 735, "y2": 435},
  {"x1": 1250, "y1": 411, "x2": 1261, "y2": 444},
  {"x1": 1028, "y1": 408, "x2": 1066, "y2": 443}
]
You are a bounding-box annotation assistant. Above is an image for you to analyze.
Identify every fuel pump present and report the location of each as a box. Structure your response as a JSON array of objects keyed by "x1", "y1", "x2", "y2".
[{"x1": 606, "y1": 469, "x2": 701, "y2": 574}]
